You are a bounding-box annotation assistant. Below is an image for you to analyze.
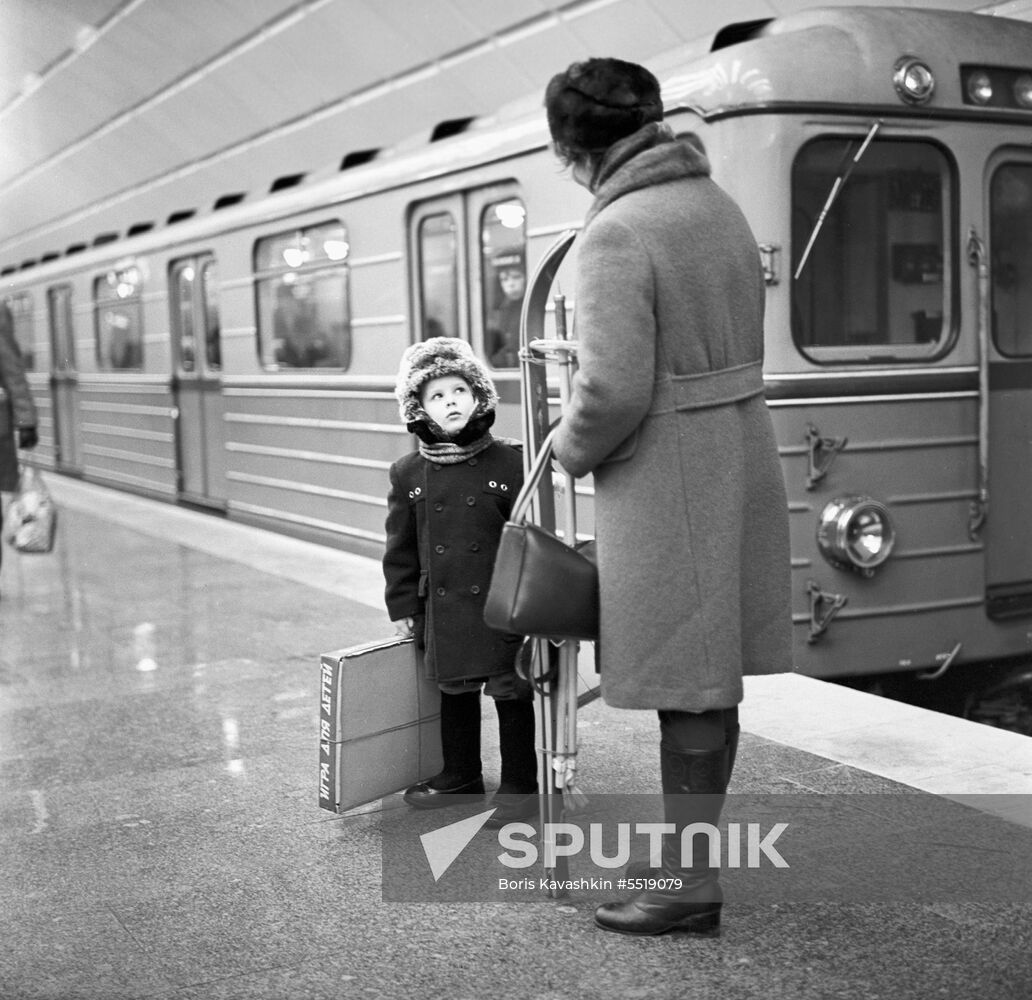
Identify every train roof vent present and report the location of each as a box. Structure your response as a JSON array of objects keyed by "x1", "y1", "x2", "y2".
[
  {"x1": 66, "y1": 243, "x2": 87, "y2": 255},
  {"x1": 270, "y1": 172, "x2": 305, "y2": 192},
  {"x1": 127, "y1": 222, "x2": 154, "y2": 237},
  {"x1": 431, "y1": 117, "x2": 475, "y2": 142},
  {"x1": 711, "y1": 18, "x2": 772, "y2": 51},
  {"x1": 20, "y1": 260, "x2": 38, "y2": 270},
  {"x1": 93, "y1": 232, "x2": 118, "y2": 246},
  {"x1": 0, "y1": 266, "x2": 15, "y2": 276},
  {"x1": 340, "y1": 148, "x2": 380, "y2": 170},
  {"x1": 213, "y1": 192, "x2": 246, "y2": 210},
  {"x1": 167, "y1": 209, "x2": 196, "y2": 224},
  {"x1": 41, "y1": 252, "x2": 59, "y2": 263}
]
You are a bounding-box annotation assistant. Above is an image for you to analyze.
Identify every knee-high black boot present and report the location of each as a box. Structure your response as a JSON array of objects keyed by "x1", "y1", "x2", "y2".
[
  {"x1": 595, "y1": 725, "x2": 735, "y2": 936},
  {"x1": 485, "y1": 697, "x2": 538, "y2": 827},
  {"x1": 403, "y1": 691, "x2": 484, "y2": 808}
]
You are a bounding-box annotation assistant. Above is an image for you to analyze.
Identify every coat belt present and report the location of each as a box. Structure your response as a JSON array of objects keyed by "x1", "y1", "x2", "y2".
[{"x1": 648, "y1": 360, "x2": 764, "y2": 415}]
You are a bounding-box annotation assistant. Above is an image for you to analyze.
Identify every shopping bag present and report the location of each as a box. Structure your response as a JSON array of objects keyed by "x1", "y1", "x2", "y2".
[
  {"x1": 318, "y1": 636, "x2": 443, "y2": 814},
  {"x1": 3, "y1": 466, "x2": 57, "y2": 553}
]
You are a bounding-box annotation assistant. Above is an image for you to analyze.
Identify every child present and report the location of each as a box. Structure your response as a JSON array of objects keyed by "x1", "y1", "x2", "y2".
[{"x1": 383, "y1": 337, "x2": 537, "y2": 825}]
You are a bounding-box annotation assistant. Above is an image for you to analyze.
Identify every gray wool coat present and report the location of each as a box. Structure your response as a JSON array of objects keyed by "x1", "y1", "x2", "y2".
[
  {"x1": 0, "y1": 303, "x2": 38, "y2": 492},
  {"x1": 552, "y1": 124, "x2": 793, "y2": 712}
]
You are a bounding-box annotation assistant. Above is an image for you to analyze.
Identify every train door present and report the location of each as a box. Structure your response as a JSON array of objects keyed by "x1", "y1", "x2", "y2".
[
  {"x1": 410, "y1": 195, "x2": 469, "y2": 342},
  {"x1": 408, "y1": 185, "x2": 526, "y2": 431},
  {"x1": 983, "y1": 151, "x2": 1032, "y2": 619},
  {"x1": 46, "y1": 284, "x2": 83, "y2": 472},
  {"x1": 408, "y1": 183, "x2": 526, "y2": 354},
  {"x1": 169, "y1": 254, "x2": 227, "y2": 509}
]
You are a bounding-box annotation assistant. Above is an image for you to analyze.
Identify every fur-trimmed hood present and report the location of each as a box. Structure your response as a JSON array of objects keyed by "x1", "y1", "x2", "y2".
[{"x1": 394, "y1": 337, "x2": 499, "y2": 426}]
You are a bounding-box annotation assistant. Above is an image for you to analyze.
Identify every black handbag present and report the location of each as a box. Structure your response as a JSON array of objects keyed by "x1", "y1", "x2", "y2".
[{"x1": 485, "y1": 430, "x2": 598, "y2": 640}]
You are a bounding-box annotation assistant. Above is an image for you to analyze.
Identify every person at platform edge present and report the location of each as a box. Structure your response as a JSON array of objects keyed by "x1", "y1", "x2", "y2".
[
  {"x1": 383, "y1": 337, "x2": 537, "y2": 825},
  {"x1": 543, "y1": 57, "x2": 793, "y2": 936},
  {"x1": 0, "y1": 301, "x2": 39, "y2": 591}
]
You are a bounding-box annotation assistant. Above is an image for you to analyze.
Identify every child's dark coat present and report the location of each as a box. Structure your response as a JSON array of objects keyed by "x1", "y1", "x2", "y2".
[{"x1": 383, "y1": 440, "x2": 524, "y2": 683}]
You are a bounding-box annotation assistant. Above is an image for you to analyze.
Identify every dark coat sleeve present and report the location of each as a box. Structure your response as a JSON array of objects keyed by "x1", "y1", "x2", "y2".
[{"x1": 382, "y1": 457, "x2": 423, "y2": 622}]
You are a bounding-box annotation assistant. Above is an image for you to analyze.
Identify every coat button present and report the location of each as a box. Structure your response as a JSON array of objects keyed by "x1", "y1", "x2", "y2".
[
  {"x1": 466, "y1": 496, "x2": 476, "y2": 506},
  {"x1": 470, "y1": 585, "x2": 481, "y2": 595},
  {"x1": 435, "y1": 544, "x2": 445, "y2": 554},
  {"x1": 468, "y1": 458, "x2": 478, "y2": 466},
  {"x1": 434, "y1": 502, "x2": 443, "y2": 512},
  {"x1": 436, "y1": 587, "x2": 446, "y2": 597},
  {"x1": 469, "y1": 542, "x2": 480, "y2": 553}
]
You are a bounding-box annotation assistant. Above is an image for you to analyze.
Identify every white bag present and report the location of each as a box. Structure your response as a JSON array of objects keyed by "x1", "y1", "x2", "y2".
[{"x1": 4, "y1": 466, "x2": 57, "y2": 553}]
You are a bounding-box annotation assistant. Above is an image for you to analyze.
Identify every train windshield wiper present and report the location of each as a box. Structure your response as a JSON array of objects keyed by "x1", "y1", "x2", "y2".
[{"x1": 793, "y1": 120, "x2": 882, "y2": 280}]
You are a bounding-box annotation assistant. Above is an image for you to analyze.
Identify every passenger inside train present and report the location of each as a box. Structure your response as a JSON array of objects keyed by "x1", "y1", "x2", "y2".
[{"x1": 485, "y1": 248, "x2": 526, "y2": 368}]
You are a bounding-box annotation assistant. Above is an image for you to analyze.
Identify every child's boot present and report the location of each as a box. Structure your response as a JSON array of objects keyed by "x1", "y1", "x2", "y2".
[
  {"x1": 404, "y1": 690, "x2": 484, "y2": 808},
  {"x1": 485, "y1": 697, "x2": 538, "y2": 827}
]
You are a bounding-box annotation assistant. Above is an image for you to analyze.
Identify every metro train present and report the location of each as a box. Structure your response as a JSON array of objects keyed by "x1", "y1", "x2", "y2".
[{"x1": 3, "y1": 6, "x2": 1032, "y2": 731}]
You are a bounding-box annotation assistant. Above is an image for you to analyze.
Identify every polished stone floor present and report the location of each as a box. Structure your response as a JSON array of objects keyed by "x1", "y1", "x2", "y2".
[{"x1": 1, "y1": 476, "x2": 1030, "y2": 1000}]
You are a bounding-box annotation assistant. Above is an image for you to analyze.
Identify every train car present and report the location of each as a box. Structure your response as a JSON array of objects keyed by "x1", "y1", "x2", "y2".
[{"x1": 3, "y1": 6, "x2": 1032, "y2": 730}]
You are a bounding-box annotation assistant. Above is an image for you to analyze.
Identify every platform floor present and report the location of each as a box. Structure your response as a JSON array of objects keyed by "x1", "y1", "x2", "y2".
[{"x1": 1, "y1": 475, "x2": 1031, "y2": 1000}]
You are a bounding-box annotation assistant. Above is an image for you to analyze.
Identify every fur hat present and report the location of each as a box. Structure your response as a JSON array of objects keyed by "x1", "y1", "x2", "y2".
[
  {"x1": 492, "y1": 248, "x2": 525, "y2": 273},
  {"x1": 395, "y1": 337, "x2": 499, "y2": 426},
  {"x1": 544, "y1": 58, "x2": 663, "y2": 164}
]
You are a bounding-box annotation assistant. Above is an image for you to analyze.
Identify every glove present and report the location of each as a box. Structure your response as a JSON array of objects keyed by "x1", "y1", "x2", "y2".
[{"x1": 17, "y1": 426, "x2": 38, "y2": 450}]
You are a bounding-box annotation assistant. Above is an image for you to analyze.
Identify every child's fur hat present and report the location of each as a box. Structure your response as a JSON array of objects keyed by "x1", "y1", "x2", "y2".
[
  {"x1": 544, "y1": 57, "x2": 663, "y2": 164},
  {"x1": 395, "y1": 337, "x2": 499, "y2": 425}
]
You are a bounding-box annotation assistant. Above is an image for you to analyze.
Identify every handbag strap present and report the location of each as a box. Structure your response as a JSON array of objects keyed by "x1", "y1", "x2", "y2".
[{"x1": 511, "y1": 428, "x2": 558, "y2": 526}]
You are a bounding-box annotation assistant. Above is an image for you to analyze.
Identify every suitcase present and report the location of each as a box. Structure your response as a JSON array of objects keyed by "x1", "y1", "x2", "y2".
[{"x1": 318, "y1": 635, "x2": 443, "y2": 814}]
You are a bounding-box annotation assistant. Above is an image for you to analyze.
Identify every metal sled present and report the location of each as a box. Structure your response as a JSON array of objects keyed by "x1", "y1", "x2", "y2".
[{"x1": 517, "y1": 229, "x2": 596, "y2": 896}]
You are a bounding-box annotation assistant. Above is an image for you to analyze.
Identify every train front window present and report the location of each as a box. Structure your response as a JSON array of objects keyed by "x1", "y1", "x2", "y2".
[
  {"x1": 254, "y1": 221, "x2": 352, "y2": 370},
  {"x1": 990, "y1": 163, "x2": 1032, "y2": 357},
  {"x1": 792, "y1": 138, "x2": 952, "y2": 362},
  {"x1": 418, "y1": 213, "x2": 459, "y2": 340},
  {"x1": 480, "y1": 198, "x2": 527, "y2": 369},
  {"x1": 95, "y1": 266, "x2": 143, "y2": 371}
]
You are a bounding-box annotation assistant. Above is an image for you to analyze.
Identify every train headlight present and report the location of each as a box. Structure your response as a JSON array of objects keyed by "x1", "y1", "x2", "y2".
[
  {"x1": 1014, "y1": 74, "x2": 1032, "y2": 109},
  {"x1": 817, "y1": 496, "x2": 896, "y2": 577},
  {"x1": 893, "y1": 57, "x2": 935, "y2": 105},
  {"x1": 967, "y1": 70, "x2": 993, "y2": 105}
]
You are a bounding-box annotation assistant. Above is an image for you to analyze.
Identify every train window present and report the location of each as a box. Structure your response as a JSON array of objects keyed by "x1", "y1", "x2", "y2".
[
  {"x1": 202, "y1": 260, "x2": 221, "y2": 370},
  {"x1": 792, "y1": 139, "x2": 952, "y2": 362},
  {"x1": 417, "y1": 213, "x2": 459, "y2": 339},
  {"x1": 94, "y1": 265, "x2": 143, "y2": 370},
  {"x1": 170, "y1": 256, "x2": 221, "y2": 374},
  {"x1": 480, "y1": 198, "x2": 527, "y2": 369},
  {"x1": 4, "y1": 292, "x2": 35, "y2": 369},
  {"x1": 47, "y1": 285, "x2": 75, "y2": 373},
  {"x1": 171, "y1": 263, "x2": 198, "y2": 373},
  {"x1": 990, "y1": 163, "x2": 1032, "y2": 357},
  {"x1": 254, "y1": 221, "x2": 352, "y2": 370}
]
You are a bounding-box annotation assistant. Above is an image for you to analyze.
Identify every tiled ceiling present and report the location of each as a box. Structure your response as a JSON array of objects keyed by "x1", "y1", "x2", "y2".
[{"x1": 0, "y1": 0, "x2": 1010, "y2": 269}]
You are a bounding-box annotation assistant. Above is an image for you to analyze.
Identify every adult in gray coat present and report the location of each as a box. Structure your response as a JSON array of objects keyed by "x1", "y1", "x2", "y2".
[
  {"x1": 544, "y1": 58, "x2": 793, "y2": 937},
  {"x1": 0, "y1": 301, "x2": 39, "y2": 585}
]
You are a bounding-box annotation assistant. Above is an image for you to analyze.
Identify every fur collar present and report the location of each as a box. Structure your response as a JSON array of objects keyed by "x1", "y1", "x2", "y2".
[{"x1": 585, "y1": 123, "x2": 711, "y2": 225}]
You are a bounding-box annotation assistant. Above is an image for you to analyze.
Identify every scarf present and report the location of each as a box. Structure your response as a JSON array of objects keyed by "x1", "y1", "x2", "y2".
[{"x1": 418, "y1": 432, "x2": 495, "y2": 465}]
